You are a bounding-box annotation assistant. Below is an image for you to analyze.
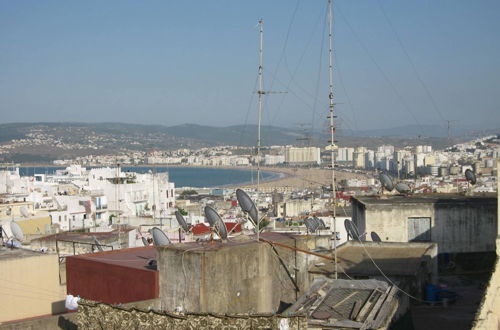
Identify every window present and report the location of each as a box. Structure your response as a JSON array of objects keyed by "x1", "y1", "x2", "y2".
[{"x1": 408, "y1": 217, "x2": 431, "y2": 242}]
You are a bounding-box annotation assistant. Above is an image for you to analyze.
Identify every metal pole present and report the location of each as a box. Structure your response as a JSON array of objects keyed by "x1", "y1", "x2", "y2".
[
  {"x1": 256, "y1": 19, "x2": 264, "y2": 242},
  {"x1": 327, "y1": 0, "x2": 338, "y2": 279}
]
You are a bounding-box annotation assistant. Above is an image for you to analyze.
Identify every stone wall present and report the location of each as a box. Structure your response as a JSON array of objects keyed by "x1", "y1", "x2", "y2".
[{"x1": 76, "y1": 299, "x2": 307, "y2": 329}]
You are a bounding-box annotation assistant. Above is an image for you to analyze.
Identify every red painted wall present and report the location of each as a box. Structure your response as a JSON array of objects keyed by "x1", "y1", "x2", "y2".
[{"x1": 66, "y1": 257, "x2": 159, "y2": 304}]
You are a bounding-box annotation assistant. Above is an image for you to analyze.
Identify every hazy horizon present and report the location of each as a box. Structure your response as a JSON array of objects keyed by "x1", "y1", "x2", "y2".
[{"x1": 1, "y1": 1, "x2": 499, "y2": 133}]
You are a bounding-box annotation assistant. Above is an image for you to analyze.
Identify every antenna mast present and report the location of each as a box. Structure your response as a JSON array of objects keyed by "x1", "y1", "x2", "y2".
[
  {"x1": 255, "y1": 19, "x2": 286, "y2": 240},
  {"x1": 327, "y1": 0, "x2": 338, "y2": 279},
  {"x1": 256, "y1": 18, "x2": 264, "y2": 242}
]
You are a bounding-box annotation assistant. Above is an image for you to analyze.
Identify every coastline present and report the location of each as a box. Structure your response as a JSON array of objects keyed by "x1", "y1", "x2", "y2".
[{"x1": 10, "y1": 163, "x2": 366, "y2": 189}]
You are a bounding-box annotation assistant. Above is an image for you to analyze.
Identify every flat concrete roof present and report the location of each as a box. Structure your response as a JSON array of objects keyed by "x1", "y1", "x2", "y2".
[
  {"x1": 34, "y1": 228, "x2": 135, "y2": 243},
  {"x1": 67, "y1": 246, "x2": 157, "y2": 271},
  {"x1": 0, "y1": 246, "x2": 50, "y2": 260},
  {"x1": 158, "y1": 232, "x2": 308, "y2": 253},
  {"x1": 310, "y1": 241, "x2": 436, "y2": 277},
  {"x1": 354, "y1": 193, "x2": 496, "y2": 206}
]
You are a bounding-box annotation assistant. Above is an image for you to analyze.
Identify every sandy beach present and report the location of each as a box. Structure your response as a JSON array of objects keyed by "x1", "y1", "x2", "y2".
[{"x1": 236, "y1": 166, "x2": 367, "y2": 190}]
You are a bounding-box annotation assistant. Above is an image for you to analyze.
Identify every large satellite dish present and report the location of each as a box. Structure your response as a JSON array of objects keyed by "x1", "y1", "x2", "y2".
[
  {"x1": 304, "y1": 218, "x2": 320, "y2": 233},
  {"x1": 204, "y1": 206, "x2": 228, "y2": 240},
  {"x1": 465, "y1": 169, "x2": 477, "y2": 185},
  {"x1": 314, "y1": 217, "x2": 327, "y2": 230},
  {"x1": 370, "y1": 231, "x2": 382, "y2": 242},
  {"x1": 20, "y1": 206, "x2": 29, "y2": 218},
  {"x1": 344, "y1": 219, "x2": 359, "y2": 240},
  {"x1": 10, "y1": 221, "x2": 24, "y2": 242},
  {"x1": 175, "y1": 210, "x2": 190, "y2": 233},
  {"x1": 151, "y1": 227, "x2": 172, "y2": 246},
  {"x1": 236, "y1": 189, "x2": 258, "y2": 226},
  {"x1": 395, "y1": 182, "x2": 411, "y2": 194},
  {"x1": 379, "y1": 173, "x2": 394, "y2": 192}
]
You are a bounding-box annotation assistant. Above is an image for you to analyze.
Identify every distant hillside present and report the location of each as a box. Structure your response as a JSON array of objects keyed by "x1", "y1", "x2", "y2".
[{"x1": 0, "y1": 122, "x2": 496, "y2": 163}]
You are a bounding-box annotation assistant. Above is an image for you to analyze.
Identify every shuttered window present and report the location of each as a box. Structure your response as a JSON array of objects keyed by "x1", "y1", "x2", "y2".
[{"x1": 408, "y1": 217, "x2": 431, "y2": 242}]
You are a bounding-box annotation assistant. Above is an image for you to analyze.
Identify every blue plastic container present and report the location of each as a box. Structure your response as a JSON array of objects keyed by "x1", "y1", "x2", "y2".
[{"x1": 425, "y1": 284, "x2": 437, "y2": 302}]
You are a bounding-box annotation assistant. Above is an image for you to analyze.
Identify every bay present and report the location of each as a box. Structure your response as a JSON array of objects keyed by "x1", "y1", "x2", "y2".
[{"x1": 17, "y1": 166, "x2": 281, "y2": 188}]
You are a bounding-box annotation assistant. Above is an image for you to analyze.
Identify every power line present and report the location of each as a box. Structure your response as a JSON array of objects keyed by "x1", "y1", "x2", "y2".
[
  {"x1": 335, "y1": 3, "x2": 424, "y2": 133},
  {"x1": 376, "y1": 0, "x2": 446, "y2": 123}
]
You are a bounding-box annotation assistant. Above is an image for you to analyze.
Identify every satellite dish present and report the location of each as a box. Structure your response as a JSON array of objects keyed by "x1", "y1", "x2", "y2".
[
  {"x1": 93, "y1": 236, "x2": 104, "y2": 252},
  {"x1": 379, "y1": 173, "x2": 394, "y2": 191},
  {"x1": 395, "y1": 182, "x2": 411, "y2": 194},
  {"x1": 204, "y1": 206, "x2": 228, "y2": 239},
  {"x1": 175, "y1": 211, "x2": 190, "y2": 233},
  {"x1": 344, "y1": 219, "x2": 359, "y2": 240},
  {"x1": 142, "y1": 237, "x2": 149, "y2": 246},
  {"x1": 20, "y1": 206, "x2": 29, "y2": 218},
  {"x1": 236, "y1": 189, "x2": 258, "y2": 226},
  {"x1": 304, "y1": 218, "x2": 319, "y2": 233},
  {"x1": 315, "y1": 217, "x2": 327, "y2": 230},
  {"x1": 10, "y1": 221, "x2": 24, "y2": 242},
  {"x1": 151, "y1": 227, "x2": 172, "y2": 246},
  {"x1": 465, "y1": 169, "x2": 477, "y2": 185},
  {"x1": 370, "y1": 232, "x2": 382, "y2": 242}
]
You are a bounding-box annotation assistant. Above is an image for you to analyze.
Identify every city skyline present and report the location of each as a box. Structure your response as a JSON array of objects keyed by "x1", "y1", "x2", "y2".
[{"x1": 1, "y1": 0, "x2": 499, "y2": 132}]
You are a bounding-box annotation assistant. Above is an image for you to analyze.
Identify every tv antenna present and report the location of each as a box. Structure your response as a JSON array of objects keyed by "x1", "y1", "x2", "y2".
[
  {"x1": 379, "y1": 173, "x2": 395, "y2": 194},
  {"x1": 254, "y1": 19, "x2": 286, "y2": 242},
  {"x1": 151, "y1": 227, "x2": 172, "y2": 246},
  {"x1": 326, "y1": 0, "x2": 339, "y2": 279},
  {"x1": 395, "y1": 182, "x2": 412, "y2": 195},
  {"x1": 204, "y1": 206, "x2": 228, "y2": 240},
  {"x1": 465, "y1": 169, "x2": 477, "y2": 193}
]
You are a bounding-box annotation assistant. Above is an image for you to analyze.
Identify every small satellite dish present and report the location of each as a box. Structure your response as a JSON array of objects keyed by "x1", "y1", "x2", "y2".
[
  {"x1": 370, "y1": 231, "x2": 382, "y2": 242},
  {"x1": 93, "y1": 236, "x2": 104, "y2": 252},
  {"x1": 204, "y1": 206, "x2": 228, "y2": 239},
  {"x1": 20, "y1": 206, "x2": 29, "y2": 218},
  {"x1": 304, "y1": 218, "x2": 319, "y2": 233},
  {"x1": 379, "y1": 173, "x2": 394, "y2": 191},
  {"x1": 236, "y1": 189, "x2": 258, "y2": 226},
  {"x1": 465, "y1": 169, "x2": 477, "y2": 185},
  {"x1": 10, "y1": 221, "x2": 24, "y2": 242},
  {"x1": 395, "y1": 182, "x2": 411, "y2": 194},
  {"x1": 175, "y1": 211, "x2": 190, "y2": 233},
  {"x1": 142, "y1": 237, "x2": 149, "y2": 246},
  {"x1": 151, "y1": 227, "x2": 172, "y2": 246}
]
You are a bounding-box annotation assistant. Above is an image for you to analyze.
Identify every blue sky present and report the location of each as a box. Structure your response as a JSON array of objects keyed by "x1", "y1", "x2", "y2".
[{"x1": 0, "y1": 0, "x2": 499, "y2": 132}]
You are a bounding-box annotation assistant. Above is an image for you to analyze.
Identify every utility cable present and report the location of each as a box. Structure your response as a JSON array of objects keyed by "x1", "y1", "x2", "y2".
[
  {"x1": 335, "y1": 3, "x2": 424, "y2": 134},
  {"x1": 377, "y1": 0, "x2": 446, "y2": 122}
]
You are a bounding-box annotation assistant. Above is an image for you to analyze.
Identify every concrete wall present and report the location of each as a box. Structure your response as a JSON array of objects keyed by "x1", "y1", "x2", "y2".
[
  {"x1": 0, "y1": 253, "x2": 66, "y2": 324},
  {"x1": 157, "y1": 235, "x2": 330, "y2": 314},
  {"x1": 353, "y1": 197, "x2": 497, "y2": 254},
  {"x1": 473, "y1": 160, "x2": 500, "y2": 329}
]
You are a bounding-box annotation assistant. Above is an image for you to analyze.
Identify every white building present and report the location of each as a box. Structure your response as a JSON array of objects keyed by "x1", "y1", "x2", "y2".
[{"x1": 285, "y1": 147, "x2": 321, "y2": 165}]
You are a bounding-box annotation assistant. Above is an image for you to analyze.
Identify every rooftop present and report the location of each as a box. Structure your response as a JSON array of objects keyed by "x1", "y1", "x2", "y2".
[
  {"x1": 354, "y1": 193, "x2": 496, "y2": 206},
  {"x1": 0, "y1": 246, "x2": 51, "y2": 261},
  {"x1": 310, "y1": 241, "x2": 436, "y2": 277},
  {"x1": 67, "y1": 246, "x2": 156, "y2": 271},
  {"x1": 159, "y1": 232, "x2": 305, "y2": 252}
]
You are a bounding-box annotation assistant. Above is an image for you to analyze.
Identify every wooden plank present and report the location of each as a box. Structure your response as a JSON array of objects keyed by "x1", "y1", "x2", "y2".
[{"x1": 360, "y1": 286, "x2": 391, "y2": 330}]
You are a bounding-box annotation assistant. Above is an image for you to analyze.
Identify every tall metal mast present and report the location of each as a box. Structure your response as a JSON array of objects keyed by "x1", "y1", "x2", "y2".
[
  {"x1": 327, "y1": 0, "x2": 338, "y2": 279},
  {"x1": 256, "y1": 19, "x2": 264, "y2": 242},
  {"x1": 255, "y1": 19, "x2": 285, "y2": 241}
]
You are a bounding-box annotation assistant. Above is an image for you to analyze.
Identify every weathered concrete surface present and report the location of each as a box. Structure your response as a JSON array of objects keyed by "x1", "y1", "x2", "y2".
[
  {"x1": 157, "y1": 233, "x2": 330, "y2": 314},
  {"x1": 352, "y1": 194, "x2": 497, "y2": 254}
]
